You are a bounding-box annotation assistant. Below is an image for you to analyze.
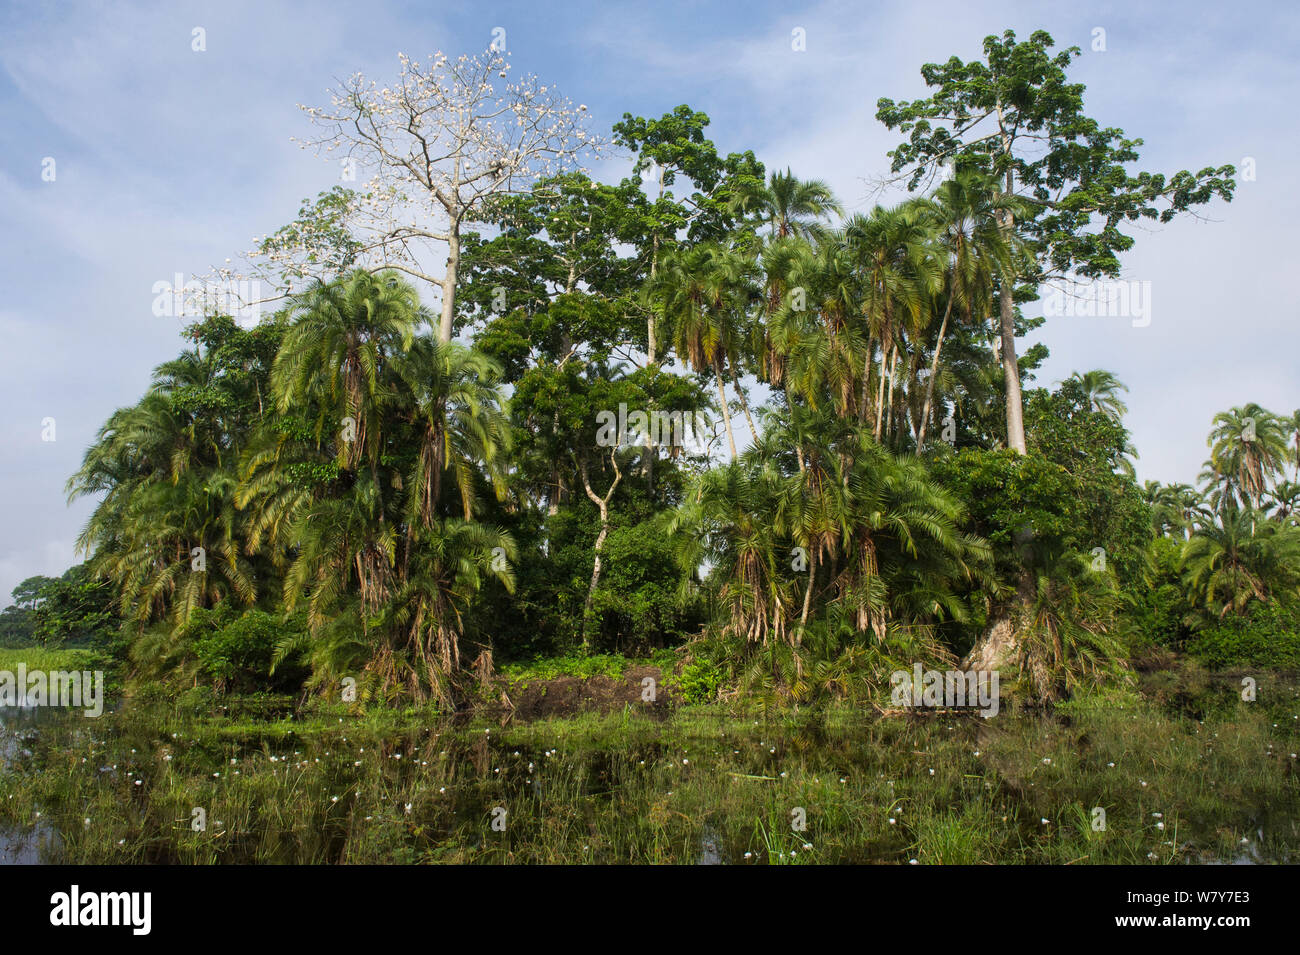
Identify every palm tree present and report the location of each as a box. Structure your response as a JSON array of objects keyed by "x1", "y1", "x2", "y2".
[
  {"x1": 731, "y1": 168, "x2": 841, "y2": 240},
  {"x1": 1181, "y1": 505, "x2": 1300, "y2": 618},
  {"x1": 272, "y1": 270, "x2": 421, "y2": 472},
  {"x1": 845, "y1": 202, "x2": 939, "y2": 442},
  {"x1": 1068, "y1": 369, "x2": 1129, "y2": 423},
  {"x1": 237, "y1": 270, "x2": 514, "y2": 700},
  {"x1": 671, "y1": 401, "x2": 990, "y2": 655},
  {"x1": 1267, "y1": 480, "x2": 1300, "y2": 525},
  {"x1": 1287, "y1": 409, "x2": 1300, "y2": 480},
  {"x1": 68, "y1": 344, "x2": 262, "y2": 630},
  {"x1": 915, "y1": 170, "x2": 1019, "y2": 451},
  {"x1": 1203, "y1": 404, "x2": 1289, "y2": 510},
  {"x1": 761, "y1": 235, "x2": 866, "y2": 420},
  {"x1": 389, "y1": 336, "x2": 510, "y2": 526},
  {"x1": 1143, "y1": 481, "x2": 1205, "y2": 539},
  {"x1": 651, "y1": 244, "x2": 759, "y2": 457}
]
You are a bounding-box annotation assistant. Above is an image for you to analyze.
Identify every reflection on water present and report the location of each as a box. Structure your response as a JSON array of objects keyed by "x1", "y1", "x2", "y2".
[
  {"x1": 0, "y1": 824, "x2": 59, "y2": 864},
  {"x1": 1, "y1": 698, "x2": 1295, "y2": 865},
  {"x1": 1, "y1": 703, "x2": 64, "y2": 864}
]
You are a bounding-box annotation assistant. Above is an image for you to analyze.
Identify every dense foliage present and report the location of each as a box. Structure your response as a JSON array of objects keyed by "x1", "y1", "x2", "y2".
[{"x1": 9, "y1": 29, "x2": 1294, "y2": 708}]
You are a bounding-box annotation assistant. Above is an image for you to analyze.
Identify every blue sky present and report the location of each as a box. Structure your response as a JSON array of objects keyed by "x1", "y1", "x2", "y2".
[{"x1": 1, "y1": 0, "x2": 1297, "y2": 600}]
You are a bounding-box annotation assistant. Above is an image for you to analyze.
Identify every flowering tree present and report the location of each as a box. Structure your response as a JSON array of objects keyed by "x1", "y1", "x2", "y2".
[{"x1": 217, "y1": 50, "x2": 599, "y2": 342}]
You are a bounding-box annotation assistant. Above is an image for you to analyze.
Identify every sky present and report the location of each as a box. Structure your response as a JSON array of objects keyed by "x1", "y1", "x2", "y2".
[{"x1": 0, "y1": 0, "x2": 1297, "y2": 602}]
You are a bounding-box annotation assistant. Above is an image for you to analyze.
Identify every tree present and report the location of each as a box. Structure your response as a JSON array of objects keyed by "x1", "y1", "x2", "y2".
[
  {"x1": 672, "y1": 400, "x2": 989, "y2": 656},
  {"x1": 237, "y1": 270, "x2": 515, "y2": 700},
  {"x1": 68, "y1": 314, "x2": 286, "y2": 630},
  {"x1": 1067, "y1": 369, "x2": 1129, "y2": 423},
  {"x1": 878, "y1": 29, "x2": 1236, "y2": 453},
  {"x1": 730, "y1": 167, "x2": 840, "y2": 240},
  {"x1": 220, "y1": 51, "x2": 598, "y2": 343},
  {"x1": 1267, "y1": 480, "x2": 1300, "y2": 525},
  {"x1": 1287, "y1": 409, "x2": 1300, "y2": 480},
  {"x1": 29, "y1": 564, "x2": 120, "y2": 649},
  {"x1": 613, "y1": 105, "x2": 763, "y2": 363},
  {"x1": 1181, "y1": 505, "x2": 1300, "y2": 619},
  {"x1": 915, "y1": 168, "x2": 1021, "y2": 450},
  {"x1": 844, "y1": 202, "x2": 939, "y2": 441},
  {"x1": 1202, "y1": 404, "x2": 1288, "y2": 510},
  {"x1": 651, "y1": 244, "x2": 759, "y2": 457},
  {"x1": 1144, "y1": 481, "x2": 1204, "y2": 539}
]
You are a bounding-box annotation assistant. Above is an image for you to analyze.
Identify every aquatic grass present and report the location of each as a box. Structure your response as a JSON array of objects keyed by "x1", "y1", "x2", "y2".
[{"x1": 2, "y1": 672, "x2": 1297, "y2": 864}]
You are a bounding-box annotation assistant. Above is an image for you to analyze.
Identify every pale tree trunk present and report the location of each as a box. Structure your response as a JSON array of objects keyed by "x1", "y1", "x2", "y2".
[
  {"x1": 732, "y1": 368, "x2": 759, "y2": 446},
  {"x1": 438, "y1": 236, "x2": 459, "y2": 343},
  {"x1": 993, "y1": 108, "x2": 1027, "y2": 455},
  {"x1": 799, "y1": 551, "x2": 816, "y2": 629},
  {"x1": 647, "y1": 235, "x2": 659, "y2": 366},
  {"x1": 716, "y1": 362, "x2": 738, "y2": 459},
  {"x1": 874, "y1": 342, "x2": 892, "y2": 441},
  {"x1": 579, "y1": 451, "x2": 622, "y2": 649},
  {"x1": 885, "y1": 348, "x2": 899, "y2": 443},
  {"x1": 915, "y1": 296, "x2": 956, "y2": 452},
  {"x1": 646, "y1": 166, "x2": 665, "y2": 366},
  {"x1": 962, "y1": 571, "x2": 1035, "y2": 675},
  {"x1": 998, "y1": 280, "x2": 1026, "y2": 454}
]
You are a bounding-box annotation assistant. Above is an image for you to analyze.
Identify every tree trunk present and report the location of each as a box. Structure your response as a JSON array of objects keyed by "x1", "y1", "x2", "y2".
[
  {"x1": 858, "y1": 336, "x2": 874, "y2": 425},
  {"x1": 438, "y1": 230, "x2": 460, "y2": 344},
  {"x1": 885, "y1": 348, "x2": 899, "y2": 444},
  {"x1": 647, "y1": 236, "x2": 659, "y2": 365},
  {"x1": 874, "y1": 342, "x2": 891, "y2": 441},
  {"x1": 962, "y1": 571, "x2": 1035, "y2": 675},
  {"x1": 994, "y1": 151, "x2": 1026, "y2": 454},
  {"x1": 998, "y1": 280, "x2": 1026, "y2": 454},
  {"x1": 579, "y1": 452, "x2": 622, "y2": 650},
  {"x1": 915, "y1": 296, "x2": 955, "y2": 452},
  {"x1": 799, "y1": 551, "x2": 816, "y2": 628},
  {"x1": 732, "y1": 368, "x2": 759, "y2": 446},
  {"x1": 716, "y1": 363, "x2": 738, "y2": 458}
]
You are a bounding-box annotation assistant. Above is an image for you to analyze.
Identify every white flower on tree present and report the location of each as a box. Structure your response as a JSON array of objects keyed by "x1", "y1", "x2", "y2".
[{"x1": 213, "y1": 50, "x2": 601, "y2": 341}]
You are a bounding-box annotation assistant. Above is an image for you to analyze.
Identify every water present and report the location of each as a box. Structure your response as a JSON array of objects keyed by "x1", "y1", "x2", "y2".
[
  {"x1": 2, "y1": 698, "x2": 1297, "y2": 864},
  {"x1": 1, "y1": 701, "x2": 65, "y2": 864}
]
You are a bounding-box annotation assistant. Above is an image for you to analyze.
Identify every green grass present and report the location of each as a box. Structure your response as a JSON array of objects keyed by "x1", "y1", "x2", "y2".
[
  {"x1": 0, "y1": 647, "x2": 105, "y2": 673},
  {"x1": 499, "y1": 650, "x2": 675, "y2": 686}
]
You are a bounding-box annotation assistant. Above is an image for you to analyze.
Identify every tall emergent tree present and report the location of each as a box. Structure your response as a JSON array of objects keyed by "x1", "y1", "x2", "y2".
[
  {"x1": 217, "y1": 50, "x2": 599, "y2": 343},
  {"x1": 877, "y1": 29, "x2": 1236, "y2": 453}
]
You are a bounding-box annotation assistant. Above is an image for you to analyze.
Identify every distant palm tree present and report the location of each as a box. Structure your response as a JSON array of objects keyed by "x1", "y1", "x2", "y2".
[
  {"x1": 731, "y1": 168, "x2": 841, "y2": 240},
  {"x1": 844, "y1": 201, "x2": 940, "y2": 441},
  {"x1": 1181, "y1": 505, "x2": 1300, "y2": 618},
  {"x1": 1143, "y1": 481, "x2": 1205, "y2": 539},
  {"x1": 1067, "y1": 369, "x2": 1129, "y2": 423},
  {"x1": 652, "y1": 244, "x2": 759, "y2": 456},
  {"x1": 1267, "y1": 480, "x2": 1300, "y2": 524},
  {"x1": 915, "y1": 170, "x2": 1020, "y2": 451},
  {"x1": 1288, "y1": 409, "x2": 1300, "y2": 480},
  {"x1": 1203, "y1": 404, "x2": 1289, "y2": 510}
]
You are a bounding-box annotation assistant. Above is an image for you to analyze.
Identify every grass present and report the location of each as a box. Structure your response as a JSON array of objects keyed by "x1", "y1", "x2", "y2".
[
  {"x1": 499, "y1": 649, "x2": 676, "y2": 686},
  {"x1": 0, "y1": 647, "x2": 106, "y2": 673},
  {"x1": 1, "y1": 665, "x2": 1297, "y2": 864}
]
